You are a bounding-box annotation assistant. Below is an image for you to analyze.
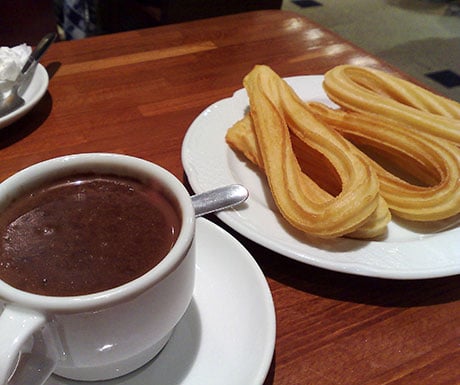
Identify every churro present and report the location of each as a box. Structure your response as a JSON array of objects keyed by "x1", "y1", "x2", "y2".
[
  {"x1": 227, "y1": 113, "x2": 391, "y2": 239},
  {"x1": 226, "y1": 65, "x2": 390, "y2": 238},
  {"x1": 305, "y1": 102, "x2": 460, "y2": 221},
  {"x1": 323, "y1": 65, "x2": 460, "y2": 146}
]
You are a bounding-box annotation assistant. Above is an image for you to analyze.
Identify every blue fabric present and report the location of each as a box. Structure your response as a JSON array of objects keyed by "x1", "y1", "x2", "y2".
[{"x1": 62, "y1": 0, "x2": 98, "y2": 40}]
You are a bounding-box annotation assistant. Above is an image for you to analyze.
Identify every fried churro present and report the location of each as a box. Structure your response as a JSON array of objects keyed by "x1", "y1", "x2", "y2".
[
  {"x1": 305, "y1": 102, "x2": 460, "y2": 221},
  {"x1": 226, "y1": 65, "x2": 390, "y2": 238},
  {"x1": 323, "y1": 65, "x2": 460, "y2": 146}
]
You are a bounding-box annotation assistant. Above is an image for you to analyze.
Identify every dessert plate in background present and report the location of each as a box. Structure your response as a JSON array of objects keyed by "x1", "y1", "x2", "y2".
[{"x1": 0, "y1": 64, "x2": 49, "y2": 129}]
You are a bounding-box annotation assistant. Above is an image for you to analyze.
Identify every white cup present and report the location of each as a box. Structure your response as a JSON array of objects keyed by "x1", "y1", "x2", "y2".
[{"x1": 0, "y1": 153, "x2": 196, "y2": 384}]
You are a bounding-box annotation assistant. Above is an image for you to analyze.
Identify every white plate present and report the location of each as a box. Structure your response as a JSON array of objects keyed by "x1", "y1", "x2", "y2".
[
  {"x1": 49, "y1": 218, "x2": 276, "y2": 385},
  {"x1": 182, "y1": 75, "x2": 460, "y2": 280},
  {"x1": 0, "y1": 64, "x2": 49, "y2": 129}
]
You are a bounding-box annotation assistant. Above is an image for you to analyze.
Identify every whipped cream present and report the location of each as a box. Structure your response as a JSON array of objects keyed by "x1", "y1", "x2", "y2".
[{"x1": 0, "y1": 43, "x2": 32, "y2": 81}]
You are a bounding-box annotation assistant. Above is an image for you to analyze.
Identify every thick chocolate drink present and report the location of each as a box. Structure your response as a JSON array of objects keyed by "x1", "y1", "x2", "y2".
[{"x1": 0, "y1": 174, "x2": 181, "y2": 296}]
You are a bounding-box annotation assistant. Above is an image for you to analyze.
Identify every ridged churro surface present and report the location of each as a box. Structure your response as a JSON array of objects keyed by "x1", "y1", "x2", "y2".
[
  {"x1": 323, "y1": 65, "x2": 460, "y2": 146},
  {"x1": 227, "y1": 65, "x2": 389, "y2": 239},
  {"x1": 306, "y1": 102, "x2": 460, "y2": 221},
  {"x1": 227, "y1": 64, "x2": 460, "y2": 239}
]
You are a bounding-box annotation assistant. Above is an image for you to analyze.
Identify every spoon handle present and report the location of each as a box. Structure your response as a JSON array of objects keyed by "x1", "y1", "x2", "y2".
[
  {"x1": 21, "y1": 32, "x2": 57, "y2": 75},
  {"x1": 191, "y1": 184, "x2": 249, "y2": 217}
]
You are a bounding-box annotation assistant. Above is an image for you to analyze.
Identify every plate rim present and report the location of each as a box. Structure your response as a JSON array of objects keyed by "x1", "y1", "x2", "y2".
[{"x1": 195, "y1": 218, "x2": 276, "y2": 384}]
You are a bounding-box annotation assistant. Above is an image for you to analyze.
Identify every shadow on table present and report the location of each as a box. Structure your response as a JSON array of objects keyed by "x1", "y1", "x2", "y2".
[
  {"x1": 0, "y1": 62, "x2": 61, "y2": 149},
  {"x1": 263, "y1": 351, "x2": 276, "y2": 385},
  {"x1": 208, "y1": 216, "x2": 460, "y2": 308},
  {"x1": 0, "y1": 92, "x2": 53, "y2": 148}
]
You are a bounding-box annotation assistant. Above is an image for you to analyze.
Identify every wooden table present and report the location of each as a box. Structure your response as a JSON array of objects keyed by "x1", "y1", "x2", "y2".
[{"x1": 1, "y1": 10, "x2": 459, "y2": 385}]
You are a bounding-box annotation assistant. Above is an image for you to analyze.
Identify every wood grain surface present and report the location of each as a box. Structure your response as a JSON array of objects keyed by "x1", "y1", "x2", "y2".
[{"x1": 1, "y1": 10, "x2": 458, "y2": 385}]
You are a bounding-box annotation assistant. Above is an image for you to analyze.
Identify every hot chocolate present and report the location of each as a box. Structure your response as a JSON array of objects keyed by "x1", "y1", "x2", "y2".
[{"x1": 0, "y1": 173, "x2": 181, "y2": 296}]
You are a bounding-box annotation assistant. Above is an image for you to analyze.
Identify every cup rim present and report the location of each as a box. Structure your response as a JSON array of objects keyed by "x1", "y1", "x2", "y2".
[{"x1": 0, "y1": 153, "x2": 195, "y2": 313}]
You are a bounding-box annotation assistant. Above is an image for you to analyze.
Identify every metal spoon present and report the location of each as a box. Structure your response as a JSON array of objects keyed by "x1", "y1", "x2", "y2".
[
  {"x1": 191, "y1": 184, "x2": 248, "y2": 217},
  {"x1": 0, "y1": 32, "x2": 56, "y2": 117}
]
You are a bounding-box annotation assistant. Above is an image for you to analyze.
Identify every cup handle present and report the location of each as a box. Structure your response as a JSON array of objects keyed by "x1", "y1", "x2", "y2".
[{"x1": 0, "y1": 304, "x2": 58, "y2": 385}]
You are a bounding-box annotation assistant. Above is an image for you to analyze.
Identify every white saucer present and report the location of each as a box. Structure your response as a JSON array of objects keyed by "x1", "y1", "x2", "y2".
[
  {"x1": 49, "y1": 218, "x2": 276, "y2": 385},
  {"x1": 0, "y1": 64, "x2": 49, "y2": 129}
]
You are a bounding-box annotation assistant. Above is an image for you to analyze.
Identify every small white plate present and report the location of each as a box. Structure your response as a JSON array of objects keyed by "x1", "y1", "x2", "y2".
[
  {"x1": 0, "y1": 64, "x2": 49, "y2": 129},
  {"x1": 50, "y1": 218, "x2": 276, "y2": 385},
  {"x1": 181, "y1": 75, "x2": 460, "y2": 280}
]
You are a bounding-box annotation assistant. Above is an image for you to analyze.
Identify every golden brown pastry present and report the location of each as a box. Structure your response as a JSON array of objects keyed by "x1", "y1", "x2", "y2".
[
  {"x1": 323, "y1": 65, "x2": 460, "y2": 147},
  {"x1": 306, "y1": 102, "x2": 460, "y2": 221},
  {"x1": 227, "y1": 113, "x2": 391, "y2": 239},
  {"x1": 226, "y1": 65, "x2": 390, "y2": 238}
]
